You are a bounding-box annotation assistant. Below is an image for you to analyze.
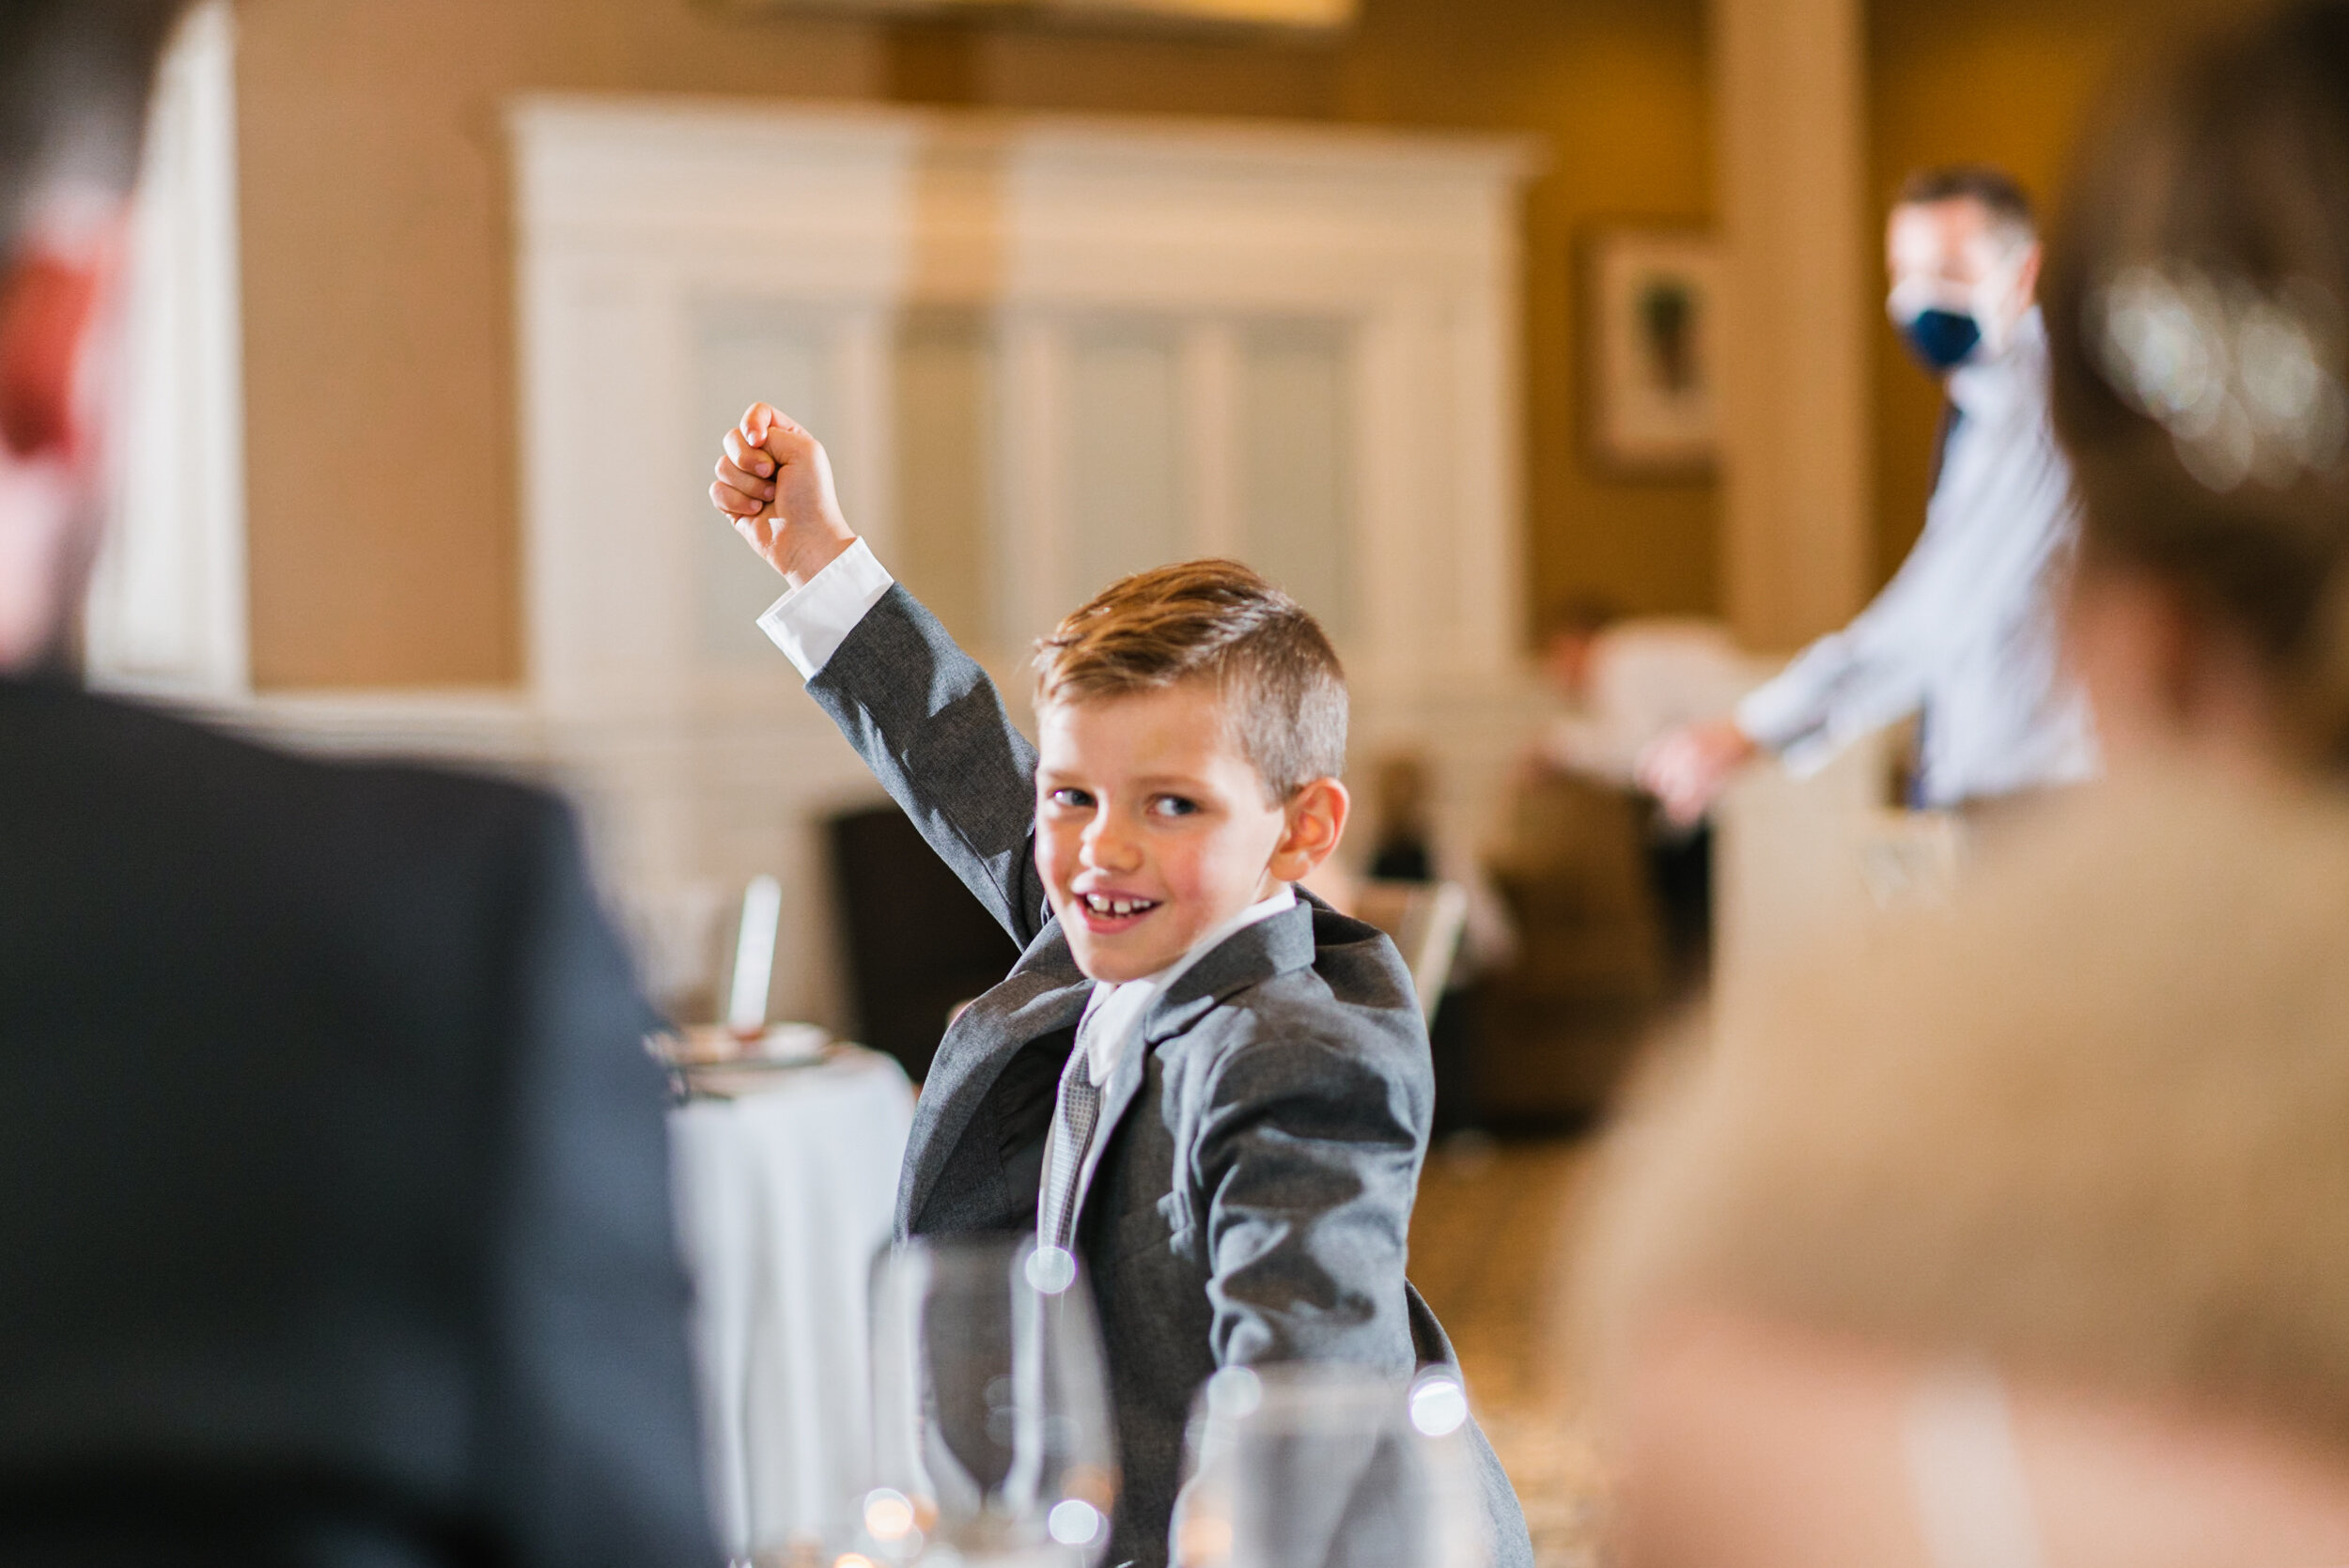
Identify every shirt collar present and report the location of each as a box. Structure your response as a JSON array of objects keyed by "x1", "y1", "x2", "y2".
[
  {"x1": 1947, "y1": 305, "x2": 2048, "y2": 421},
  {"x1": 1081, "y1": 883, "x2": 1299, "y2": 1086}
]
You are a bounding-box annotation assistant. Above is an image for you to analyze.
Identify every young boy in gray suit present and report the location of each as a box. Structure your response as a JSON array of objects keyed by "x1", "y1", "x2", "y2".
[{"x1": 712, "y1": 404, "x2": 1532, "y2": 1568}]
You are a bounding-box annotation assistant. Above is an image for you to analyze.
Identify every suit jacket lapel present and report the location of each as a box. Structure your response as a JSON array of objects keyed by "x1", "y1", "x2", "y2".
[
  {"x1": 896, "y1": 924, "x2": 1092, "y2": 1235},
  {"x1": 1065, "y1": 897, "x2": 1321, "y2": 1233}
]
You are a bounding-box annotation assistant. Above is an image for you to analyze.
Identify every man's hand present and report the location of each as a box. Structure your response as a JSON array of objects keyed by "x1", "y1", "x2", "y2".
[
  {"x1": 709, "y1": 402, "x2": 856, "y2": 587},
  {"x1": 1637, "y1": 716, "x2": 1760, "y2": 826}
]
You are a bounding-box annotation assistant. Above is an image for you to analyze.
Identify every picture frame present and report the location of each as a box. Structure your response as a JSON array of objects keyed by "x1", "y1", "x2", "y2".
[{"x1": 1583, "y1": 226, "x2": 1723, "y2": 475}]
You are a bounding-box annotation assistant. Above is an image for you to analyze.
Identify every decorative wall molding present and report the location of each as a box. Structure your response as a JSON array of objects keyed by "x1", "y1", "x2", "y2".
[{"x1": 511, "y1": 97, "x2": 1541, "y2": 707}]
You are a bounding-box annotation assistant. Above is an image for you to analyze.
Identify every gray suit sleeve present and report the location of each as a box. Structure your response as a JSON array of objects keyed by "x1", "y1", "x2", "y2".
[
  {"x1": 1192, "y1": 1032, "x2": 1426, "y2": 1372},
  {"x1": 805, "y1": 584, "x2": 1053, "y2": 949}
]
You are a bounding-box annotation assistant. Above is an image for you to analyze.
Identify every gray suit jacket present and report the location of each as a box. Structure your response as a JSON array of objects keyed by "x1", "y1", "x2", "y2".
[{"x1": 808, "y1": 586, "x2": 1532, "y2": 1568}]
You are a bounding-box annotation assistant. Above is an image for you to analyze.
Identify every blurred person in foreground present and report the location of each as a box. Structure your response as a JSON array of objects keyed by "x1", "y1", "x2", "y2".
[
  {"x1": 0, "y1": 4, "x2": 713, "y2": 1563},
  {"x1": 1588, "y1": 8, "x2": 2349, "y2": 1564},
  {"x1": 1639, "y1": 165, "x2": 2099, "y2": 824}
]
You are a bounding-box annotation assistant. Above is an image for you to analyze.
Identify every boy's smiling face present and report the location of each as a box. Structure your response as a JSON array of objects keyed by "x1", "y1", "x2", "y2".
[{"x1": 1034, "y1": 680, "x2": 1344, "y2": 984}]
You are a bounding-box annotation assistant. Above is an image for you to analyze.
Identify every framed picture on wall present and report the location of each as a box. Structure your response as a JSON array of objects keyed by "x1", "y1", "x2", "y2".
[{"x1": 1584, "y1": 226, "x2": 1723, "y2": 474}]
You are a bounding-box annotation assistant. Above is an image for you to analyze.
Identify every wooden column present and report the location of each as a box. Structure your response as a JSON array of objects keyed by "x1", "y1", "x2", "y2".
[
  {"x1": 1710, "y1": 0, "x2": 1872, "y2": 651},
  {"x1": 1708, "y1": 0, "x2": 1886, "y2": 1014}
]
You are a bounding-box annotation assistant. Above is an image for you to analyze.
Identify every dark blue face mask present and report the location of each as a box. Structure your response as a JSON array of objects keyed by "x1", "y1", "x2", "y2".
[{"x1": 1900, "y1": 307, "x2": 1983, "y2": 374}]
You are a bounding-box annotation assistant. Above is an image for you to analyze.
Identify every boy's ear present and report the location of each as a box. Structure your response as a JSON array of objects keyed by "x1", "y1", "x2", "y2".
[{"x1": 1269, "y1": 777, "x2": 1349, "y2": 883}]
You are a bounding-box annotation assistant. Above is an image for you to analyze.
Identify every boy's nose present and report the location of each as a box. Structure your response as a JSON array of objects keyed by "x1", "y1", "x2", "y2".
[{"x1": 1081, "y1": 815, "x2": 1143, "y2": 872}]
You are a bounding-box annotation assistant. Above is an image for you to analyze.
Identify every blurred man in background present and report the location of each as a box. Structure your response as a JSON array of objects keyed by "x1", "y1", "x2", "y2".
[
  {"x1": 1592, "y1": 13, "x2": 2349, "y2": 1560},
  {"x1": 0, "y1": 4, "x2": 713, "y2": 1562},
  {"x1": 1641, "y1": 167, "x2": 2098, "y2": 823}
]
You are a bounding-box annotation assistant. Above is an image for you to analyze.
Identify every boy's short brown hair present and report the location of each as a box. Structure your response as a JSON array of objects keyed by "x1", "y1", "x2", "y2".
[{"x1": 1034, "y1": 560, "x2": 1347, "y2": 802}]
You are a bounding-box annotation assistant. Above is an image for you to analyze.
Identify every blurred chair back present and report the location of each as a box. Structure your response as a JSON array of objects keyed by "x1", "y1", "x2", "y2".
[
  {"x1": 829, "y1": 804, "x2": 1020, "y2": 1083},
  {"x1": 1353, "y1": 879, "x2": 1470, "y2": 1026},
  {"x1": 1479, "y1": 772, "x2": 1665, "y2": 1123}
]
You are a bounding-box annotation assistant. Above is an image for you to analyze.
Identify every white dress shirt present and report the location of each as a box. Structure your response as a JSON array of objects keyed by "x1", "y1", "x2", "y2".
[
  {"x1": 1734, "y1": 310, "x2": 2099, "y2": 808},
  {"x1": 755, "y1": 537, "x2": 897, "y2": 680}
]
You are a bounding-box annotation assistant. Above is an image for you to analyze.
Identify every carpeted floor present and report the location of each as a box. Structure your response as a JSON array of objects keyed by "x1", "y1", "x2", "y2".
[{"x1": 1408, "y1": 1133, "x2": 1612, "y2": 1568}]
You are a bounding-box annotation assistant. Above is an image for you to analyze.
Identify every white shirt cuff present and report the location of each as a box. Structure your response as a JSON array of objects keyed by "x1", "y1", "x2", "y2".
[
  {"x1": 1734, "y1": 679, "x2": 1811, "y2": 756},
  {"x1": 754, "y1": 537, "x2": 894, "y2": 680}
]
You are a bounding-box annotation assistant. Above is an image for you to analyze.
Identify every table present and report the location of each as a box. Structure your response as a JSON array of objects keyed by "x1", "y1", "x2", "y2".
[{"x1": 669, "y1": 1047, "x2": 915, "y2": 1560}]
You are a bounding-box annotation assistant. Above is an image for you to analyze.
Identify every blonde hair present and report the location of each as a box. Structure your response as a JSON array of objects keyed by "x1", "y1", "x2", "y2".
[
  {"x1": 1034, "y1": 560, "x2": 1347, "y2": 802},
  {"x1": 2047, "y1": 2, "x2": 2349, "y2": 767}
]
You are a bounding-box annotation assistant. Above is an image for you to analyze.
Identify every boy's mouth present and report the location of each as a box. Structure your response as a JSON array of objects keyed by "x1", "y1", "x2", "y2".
[{"x1": 1075, "y1": 890, "x2": 1161, "y2": 933}]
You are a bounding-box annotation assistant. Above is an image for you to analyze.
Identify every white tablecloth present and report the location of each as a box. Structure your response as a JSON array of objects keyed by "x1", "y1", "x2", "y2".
[{"x1": 670, "y1": 1048, "x2": 915, "y2": 1559}]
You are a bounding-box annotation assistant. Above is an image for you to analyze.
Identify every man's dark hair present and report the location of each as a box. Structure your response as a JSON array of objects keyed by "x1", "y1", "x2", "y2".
[
  {"x1": 1896, "y1": 163, "x2": 2038, "y2": 245},
  {"x1": 0, "y1": 0, "x2": 186, "y2": 256}
]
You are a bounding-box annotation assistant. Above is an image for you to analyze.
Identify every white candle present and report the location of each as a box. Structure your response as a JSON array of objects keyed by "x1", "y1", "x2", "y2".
[{"x1": 725, "y1": 875, "x2": 784, "y2": 1039}]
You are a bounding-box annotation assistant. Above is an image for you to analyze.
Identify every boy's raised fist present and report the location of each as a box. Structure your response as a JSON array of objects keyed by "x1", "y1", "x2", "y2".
[{"x1": 710, "y1": 402, "x2": 855, "y2": 587}]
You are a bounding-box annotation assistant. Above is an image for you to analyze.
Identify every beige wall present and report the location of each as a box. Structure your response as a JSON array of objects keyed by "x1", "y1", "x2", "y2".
[
  {"x1": 1863, "y1": 0, "x2": 2244, "y2": 586},
  {"x1": 234, "y1": 0, "x2": 1715, "y2": 688},
  {"x1": 236, "y1": 0, "x2": 2296, "y2": 688},
  {"x1": 237, "y1": 0, "x2": 883, "y2": 687}
]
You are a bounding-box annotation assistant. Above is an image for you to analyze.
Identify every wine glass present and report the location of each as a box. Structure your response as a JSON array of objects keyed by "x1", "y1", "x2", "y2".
[
  {"x1": 1174, "y1": 1363, "x2": 1488, "y2": 1568},
  {"x1": 858, "y1": 1236, "x2": 1120, "y2": 1567}
]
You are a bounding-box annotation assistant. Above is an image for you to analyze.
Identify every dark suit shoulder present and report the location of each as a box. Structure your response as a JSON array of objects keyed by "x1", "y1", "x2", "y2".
[
  {"x1": 0, "y1": 679, "x2": 568, "y2": 860},
  {"x1": 15, "y1": 681, "x2": 545, "y2": 805},
  {"x1": 0, "y1": 680, "x2": 609, "y2": 1056}
]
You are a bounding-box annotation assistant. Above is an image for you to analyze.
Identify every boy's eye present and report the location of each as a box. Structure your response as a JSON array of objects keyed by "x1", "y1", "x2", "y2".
[
  {"x1": 1047, "y1": 787, "x2": 1094, "y2": 810},
  {"x1": 1148, "y1": 796, "x2": 1200, "y2": 819}
]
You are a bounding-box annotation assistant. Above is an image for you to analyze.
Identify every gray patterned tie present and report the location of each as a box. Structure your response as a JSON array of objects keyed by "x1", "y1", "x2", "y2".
[{"x1": 1038, "y1": 1015, "x2": 1103, "y2": 1250}]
